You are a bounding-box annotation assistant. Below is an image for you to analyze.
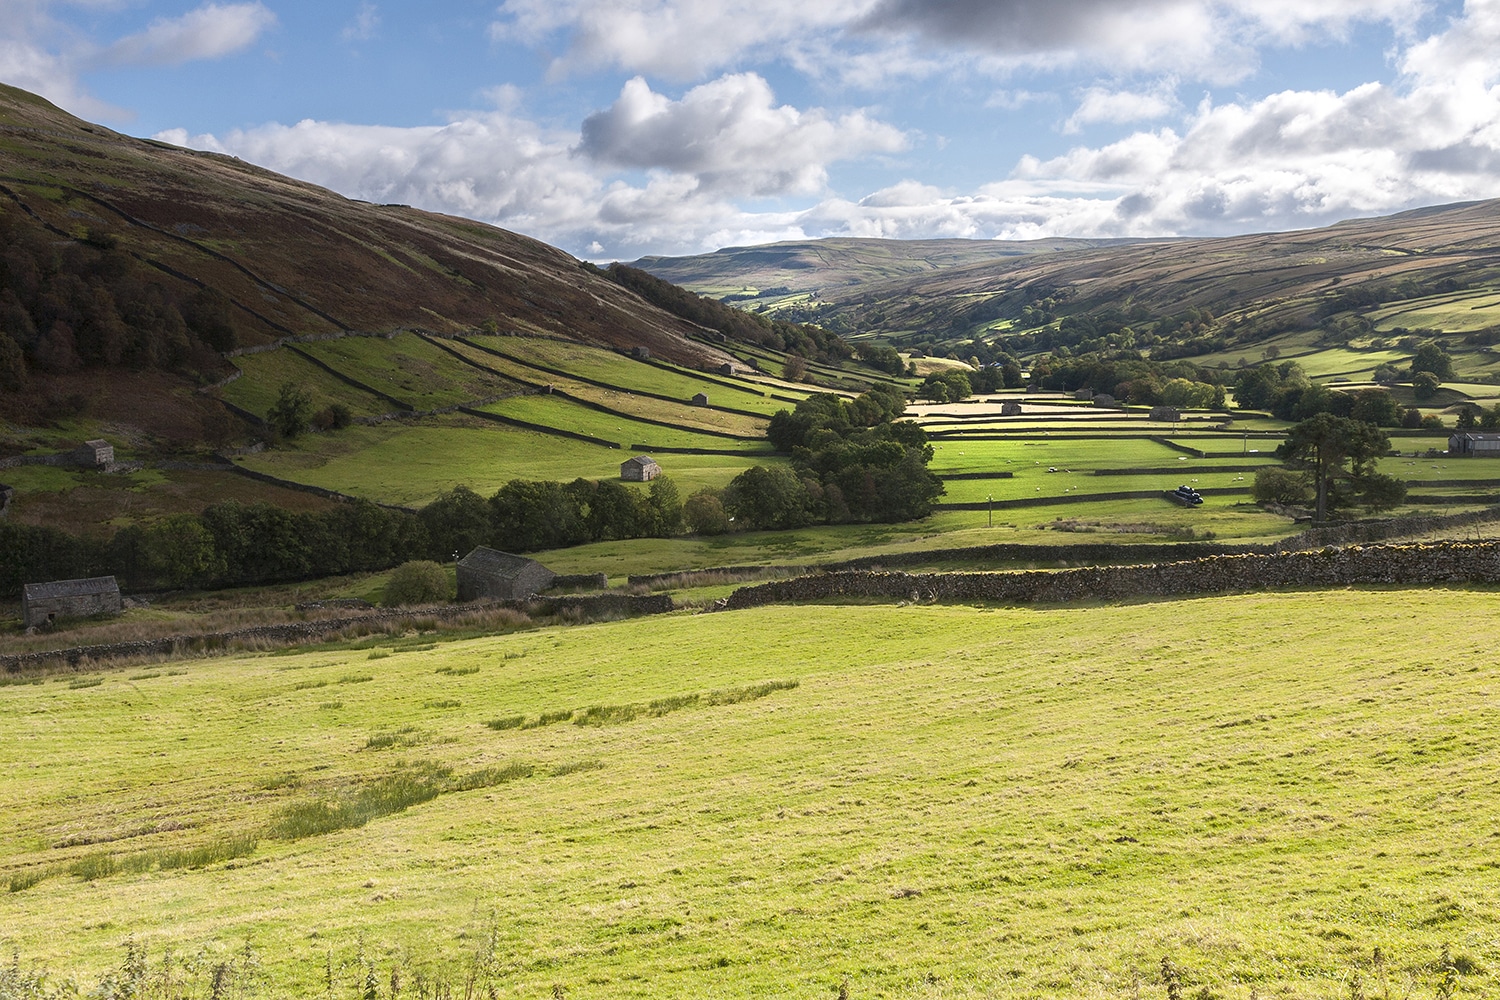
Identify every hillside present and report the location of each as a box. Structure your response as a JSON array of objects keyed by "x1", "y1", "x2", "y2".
[
  {"x1": 637, "y1": 201, "x2": 1500, "y2": 357},
  {"x1": 0, "y1": 83, "x2": 735, "y2": 440}
]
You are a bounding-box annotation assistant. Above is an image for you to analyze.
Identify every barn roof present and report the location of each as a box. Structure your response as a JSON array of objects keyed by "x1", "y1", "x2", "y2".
[
  {"x1": 457, "y1": 547, "x2": 549, "y2": 580},
  {"x1": 1452, "y1": 432, "x2": 1500, "y2": 440},
  {"x1": 22, "y1": 576, "x2": 120, "y2": 601},
  {"x1": 622, "y1": 455, "x2": 659, "y2": 468},
  {"x1": 83, "y1": 439, "x2": 110, "y2": 449}
]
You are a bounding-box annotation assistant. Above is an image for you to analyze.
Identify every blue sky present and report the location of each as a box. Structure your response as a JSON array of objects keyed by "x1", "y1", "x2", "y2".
[{"x1": 4, "y1": 0, "x2": 1499, "y2": 260}]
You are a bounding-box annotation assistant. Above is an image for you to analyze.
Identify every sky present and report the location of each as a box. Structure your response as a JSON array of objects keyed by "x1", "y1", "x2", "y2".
[{"x1": 3, "y1": 0, "x2": 1500, "y2": 260}]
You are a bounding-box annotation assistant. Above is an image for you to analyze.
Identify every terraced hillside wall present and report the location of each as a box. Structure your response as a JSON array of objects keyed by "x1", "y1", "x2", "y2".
[{"x1": 721, "y1": 541, "x2": 1500, "y2": 610}]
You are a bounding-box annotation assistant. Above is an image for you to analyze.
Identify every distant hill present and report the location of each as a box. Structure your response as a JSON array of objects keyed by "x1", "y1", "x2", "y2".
[
  {"x1": 635, "y1": 203, "x2": 1500, "y2": 354},
  {"x1": 0, "y1": 83, "x2": 735, "y2": 440}
]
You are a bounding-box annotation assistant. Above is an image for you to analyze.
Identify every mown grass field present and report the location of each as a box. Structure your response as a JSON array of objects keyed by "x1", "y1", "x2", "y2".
[
  {"x1": 474, "y1": 336, "x2": 800, "y2": 415},
  {"x1": 478, "y1": 395, "x2": 775, "y2": 453},
  {"x1": 3, "y1": 590, "x2": 1499, "y2": 998},
  {"x1": 237, "y1": 417, "x2": 783, "y2": 506}
]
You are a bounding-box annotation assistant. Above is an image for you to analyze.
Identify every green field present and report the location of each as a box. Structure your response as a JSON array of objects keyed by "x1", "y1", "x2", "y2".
[
  {"x1": 221, "y1": 348, "x2": 393, "y2": 419},
  {"x1": 938, "y1": 469, "x2": 1260, "y2": 504},
  {"x1": 478, "y1": 395, "x2": 775, "y2": 452},
  {"x1": 927, "y1": 438, "x2": 1206, "y2": 476},
  {"x1": 476, "y1": 336, "x2": 801, "y2": 416},
  {"x1": 236, "y1": 417, "x2": 782, "y2": 506},
  {"x1": 295, "y1": 334, "x2": 523, "y2": 410},
  {"x1": 4, "y1": 590, "x2": 1499, "y2": 998},
  {"x1": 1369, "y1": 287, "x2": 1500, "y2": 333}
]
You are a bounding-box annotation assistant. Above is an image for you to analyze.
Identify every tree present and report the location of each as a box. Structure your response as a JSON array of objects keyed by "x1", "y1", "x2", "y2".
[
  {"x1": 646, "y1": 475, "x2": 683, "y2": 536},
  {"x1": 1411, "y1": 371, "x2": 1441, "y2": 400},
  {"x1": 266, "y1": 381, "x2": 314, "y2": 439},
  {"x1": 723, "y1": 466, "x2": 816, "y2": 530},
  {"x1": 419, "y1": 486, "x2": 492, "y2": 561},
  {"x1": 1276, "y1": 413, "x2": 1391, "y2": 522},
  {"x1": 782, "y1": 355, "x2": 808, "y2": 382},
  {"x1": 383, "y1": 560, "x2": 451, "y2": 607},
  {"x1": 1252, "y1": 467, "x2": 1312, "y2": 506},
  {"x1": 1409, "y1": 340, "x2": 1454, "y2": 380},
  {"x1": 683, "y1": 488, "x2": 730, "y2": 535}
]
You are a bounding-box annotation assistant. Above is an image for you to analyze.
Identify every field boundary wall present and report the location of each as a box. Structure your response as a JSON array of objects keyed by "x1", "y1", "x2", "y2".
[
  {"x1": 720, "y1": 541, "x2": 1500, "y2": 611},
  {"x1": 1, "y1": 593, "x2": 673, "y2": 674}
]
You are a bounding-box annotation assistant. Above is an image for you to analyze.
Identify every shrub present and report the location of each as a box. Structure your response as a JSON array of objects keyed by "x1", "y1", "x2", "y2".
[
  {"x1": 383, "y1": 560, "x2": 451, "y2": 607},
  {"x1": 1252, "y1": 467, "x2": 1313, "y2": 506}
]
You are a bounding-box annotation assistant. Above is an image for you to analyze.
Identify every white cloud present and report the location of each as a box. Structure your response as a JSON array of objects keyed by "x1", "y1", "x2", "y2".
[
  {"x1": 96, "y1": 2, "x2": 276, "y2": 68},
  {"x1": 577, "y1": 74, "x2": 908, "y2": 196},
  {"x1": 1063, "y1": 84, "x2": 1179, "y2": 133},
  {"x1": 492, "y1": 0, "x2": 875, "y2": 80}
]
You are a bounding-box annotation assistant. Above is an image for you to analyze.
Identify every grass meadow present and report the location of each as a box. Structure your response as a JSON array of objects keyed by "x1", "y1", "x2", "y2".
[
  {"x1": 237, "y1": 417, "x2": 783, "y2": 506},
  {"x1": 3, "y1": 590, "x2": 1499, "y2": 998}
]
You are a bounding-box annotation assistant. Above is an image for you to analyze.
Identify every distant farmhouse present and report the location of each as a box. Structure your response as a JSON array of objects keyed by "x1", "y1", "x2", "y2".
[
  {"x1": 620, "y1": 455, "x2": 661, "y2": 481},
  {"x1": 1449, "y1": 432, "x2": 1500, "y2": 457},
  {"x1": 456, "y1": 548, "x2": 556, "y2": 601},
  {"x1": 22, "y1": 576, "x2": 122, "y2": 629}
]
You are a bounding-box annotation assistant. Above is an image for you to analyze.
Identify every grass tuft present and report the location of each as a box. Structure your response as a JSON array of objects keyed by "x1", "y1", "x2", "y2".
[
  {"x1": 435, "y1": 665, "x2": 480, "y2": 676},
  {"x1": 549, "y1": 759, "x2": 605, "y2": 778},
  {"x1": 485, "y1": 716, "x2": 525, "y2": 731},
  {"x1": 363, "y1": 726, "x2": 429, "y2": 750},
  {"x1": 423, "y1": 699, "x2": 462, "y2": 709}
]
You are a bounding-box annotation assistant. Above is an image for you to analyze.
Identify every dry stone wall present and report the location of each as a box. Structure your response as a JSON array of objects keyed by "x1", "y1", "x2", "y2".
[
  {"x1": 1, "y1": 592, "x2": 673, "y2": 674},
  {"x1": 721, "y1": 541, "x2": 1500, "y2": 611}
]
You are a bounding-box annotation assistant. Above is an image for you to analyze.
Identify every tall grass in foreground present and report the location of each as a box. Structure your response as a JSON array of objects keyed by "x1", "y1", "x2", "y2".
[
  {"x1": 490, "y1": 678, "x2": 800, "y2": 731},
  {"x1": 0, "y1": 940, "x2": 1474, "y2": 1000}
]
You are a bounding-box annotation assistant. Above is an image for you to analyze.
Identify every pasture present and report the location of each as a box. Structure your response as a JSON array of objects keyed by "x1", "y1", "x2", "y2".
[
  {"x1": 3, "y1": 590, "x2": 1498, "y2": 998},
  {"x1": 236, "y1": 417, "x2": 781, "y2": 506}
]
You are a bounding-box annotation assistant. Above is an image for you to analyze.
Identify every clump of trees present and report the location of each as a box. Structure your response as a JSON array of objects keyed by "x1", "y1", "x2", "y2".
[
  {"x1": 1234, "y1": 361, "x2": 1437, "y2": 427},
  {"x1": 724, "y1": 385, "x2": 943, "y2": 529},
  {"x1": 1031, "y1": 354, "x2": 1225, "y2": 408},
  {"x1": 0, "y1": 207, "x2": 238, "y2": 396}
]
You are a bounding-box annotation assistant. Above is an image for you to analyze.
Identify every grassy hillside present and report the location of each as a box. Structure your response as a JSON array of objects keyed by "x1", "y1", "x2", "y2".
[
  {"x1": 3, "y1": 589, "x2": 1498, "y2": 997},
  {"x1": 637, "y1": 202, "x2": 1500, "y2": 376}
]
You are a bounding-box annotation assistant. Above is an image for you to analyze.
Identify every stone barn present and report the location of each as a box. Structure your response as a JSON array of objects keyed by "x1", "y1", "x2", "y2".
[
  {"x1": 620, "y1": 455, "x2": 661, "y2": 481},
  {"x1": 718, "y1": 362, "x2": 735, "y2": 376},
  {"x1": 1092, "y1": 393, "x2": 1118, "y2": 408},
  {"x1": 73, "y1": 439, "x2": 114, "y2": 467},
  {"x1": 691, "y1": 392, "x2": 709, "y2": 407},
  {"x1": 1073, "y1": 388, "x2": 1095, "y2": 401},
  {"x1": 22, "y1": 576, "x2": 122, "y2": 629},
  {"x1": 1449, "y1": 432, "x2": 1500, "y2": 456},
  {"x1": 1000, "y1": 401, "x2": 1023, "y2": 416},
  {"x1": 456, "y1": 547, "x2": 557, "y2": 601},
  {"x1": 630, "y1": 346, "x2": 651, "y2": 360},
  {"x1": 1150, "y1": 405, "x2": 1182, "y2": 421}
]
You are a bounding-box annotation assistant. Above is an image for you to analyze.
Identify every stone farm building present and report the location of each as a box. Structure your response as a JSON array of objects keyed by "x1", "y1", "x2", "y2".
[
  {"x1": 22, "y1": 576, "x2": 122, "y2": 629},
  {"x1": 1000, "y1": 401, "x2": 1023, "y2": 416},
  {"x1": 1449, "y1": 432, "x2": 1500, "y2": 456},
  {"x1": 620, "y1": 455, "x2": 661, "y2": 481},
  {"x1": 74, "y1": 439, "x2": 114, "y2": 467},
  {"x1": 691, "y1": 392, "x2": 709, "y2": 407},
  {"x1": 456, "y1": 547, "x2": 556, "y2": 601}
]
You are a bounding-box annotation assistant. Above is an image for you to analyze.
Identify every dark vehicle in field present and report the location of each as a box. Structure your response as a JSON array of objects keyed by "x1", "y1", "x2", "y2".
[{"x1": 1166, "y1": 484, "x2": 1204, "y2": 506}]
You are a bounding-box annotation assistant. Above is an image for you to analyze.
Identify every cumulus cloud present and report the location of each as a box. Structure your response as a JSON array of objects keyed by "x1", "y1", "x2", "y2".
[
  {"x1": 0, "y1": 1, "x2": 275, "y2": 118},
  {"x1": 153, "y1": 76, "x2": 906, "y2": 257},
  {"x1": 856, "y1": 0, "x2": 1428, "y2": 81},
  {"x1": 1063, "y1": 84, "x2": 1179, "y2": 133},
  {"x1": 577, "y1": 74, "x2": 907, "y2": 195},
  {"x1": 492, "y1": 0, "x2": 873, "y2": 80},
  {"x1": 95, "y1": 2, "x2": 276, "y2": 68}
]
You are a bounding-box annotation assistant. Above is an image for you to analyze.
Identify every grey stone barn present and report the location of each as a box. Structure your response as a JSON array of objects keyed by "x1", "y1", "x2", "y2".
[
  {"x1": 74, "y1": 439, "x2": 114, "y2": 467},
  {"x1": 1449, "y1": 432, "x2": 1500, "y2": 457},
  {"x1": 620, "y1": 455, "x2": 661, "y2": 481},
  {"x1": 22, "y1": 576, "x2": 122, "y2": 629},
  {"x1": 691, "y1": 392, "x2": 709, "y2": 407},
  {"x1": 456, "y1": 547, "x2": 557, "y2": 601},
  {"x1": 1000, "y1": 401, "x2": 1023, "y2": 416}
]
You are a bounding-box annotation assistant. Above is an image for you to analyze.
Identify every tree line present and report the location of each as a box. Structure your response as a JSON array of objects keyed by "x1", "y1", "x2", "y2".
[{"x1": 0, "y1": 475, "x2": 685, "y2": 600}]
